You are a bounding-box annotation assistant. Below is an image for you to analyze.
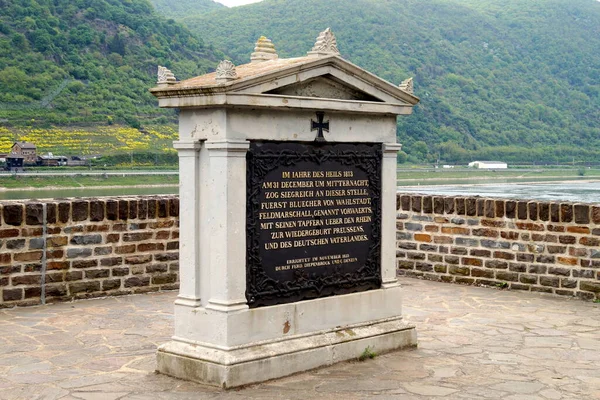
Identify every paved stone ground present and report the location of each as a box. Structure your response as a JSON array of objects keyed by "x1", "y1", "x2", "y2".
[{"x1": 1, "y1": 278, "x2": 599, "y2": 399}]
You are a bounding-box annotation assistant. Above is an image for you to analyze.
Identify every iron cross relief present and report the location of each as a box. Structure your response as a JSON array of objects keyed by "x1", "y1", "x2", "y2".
[{"x1": 311, "y1": 111, "x2": 329, "y2": 142}]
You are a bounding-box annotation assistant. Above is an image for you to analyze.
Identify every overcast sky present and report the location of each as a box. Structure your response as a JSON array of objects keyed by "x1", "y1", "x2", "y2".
[{"x1": 215, "y1": 0, "x2": 264, "y2": 7}]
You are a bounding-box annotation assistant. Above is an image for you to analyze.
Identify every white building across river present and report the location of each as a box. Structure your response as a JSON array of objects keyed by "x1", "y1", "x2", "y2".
[{"x1": 468, "y1": 161, "x2": 508, "y2": 169}]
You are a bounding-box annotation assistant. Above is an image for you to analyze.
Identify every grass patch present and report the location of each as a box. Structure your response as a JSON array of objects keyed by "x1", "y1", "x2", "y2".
[
  {"x1": 358, "y1": 346, "x2": 377, "y2": 361},
  {"x1": 0, "y1": 174, "x2": 178, "y2": 189}
]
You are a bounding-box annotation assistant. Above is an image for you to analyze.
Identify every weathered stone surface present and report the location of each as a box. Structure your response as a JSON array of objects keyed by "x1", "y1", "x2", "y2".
[
  {"x1": 25, "y1": 203, "x2": 44, "y2": 225},
  {"x1": 14, "y1": 251, "x2": 43, "y2": 262},
  {"x1": 443, "y1": 197, "x2": 455, "y2": 214},
  {"x1": 580, "y1": 281, "x2": 600, "y2": 293},
  {"x1": 3, "y1": 204, "x2": 23, "y2": 226},
  {"x1": 6, "y1": 239, "x2": 26, "y2": 250},
  {"x1": 125, "y1": 276, "x2": 150, "y2": 287},
  {"x1": 58, "y1": 201, "x2": 70, "y2": 223},
  {"x1": 70, "y1": 234, "x2": 102, "y2": 245},
  {"x1": 72, "y1": 200, "x2": 89, "y2": 222},
  {"x1": 69, "y1": 281, "x2": 101, "y2": 294},
  {"x1": 67, "y1": 248, "x2": 93, "y2": 259},
  {"x1": 89, "y1": 200, "x2": 105, "y2": 221},
  {"x1": 72, "y1": 259, "x2": 98, "y2": 269}
]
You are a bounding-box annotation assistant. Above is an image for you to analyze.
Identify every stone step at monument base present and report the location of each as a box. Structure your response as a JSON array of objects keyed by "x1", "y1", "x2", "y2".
[{"x1": 157, "y1": 318, "x2": 417, "y2": 389}]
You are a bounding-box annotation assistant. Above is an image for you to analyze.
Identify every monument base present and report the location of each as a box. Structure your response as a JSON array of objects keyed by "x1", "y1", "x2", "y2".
[{"x1": 157, "y1": 317, "x2": 416, "y2": 388}]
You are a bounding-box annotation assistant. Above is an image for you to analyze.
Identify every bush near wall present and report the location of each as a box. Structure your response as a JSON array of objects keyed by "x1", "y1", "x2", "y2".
[
  {"x1": 0, "y1": 196, "x2": 179, "y2": 308},
  {"x1": 396, "y1": 194, "x2": 600, "y2": 300}
]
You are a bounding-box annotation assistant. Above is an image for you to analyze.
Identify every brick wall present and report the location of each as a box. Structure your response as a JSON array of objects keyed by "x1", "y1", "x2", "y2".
[
  {"x1": 0, "y1": 196, "x2": 179, "y2": 308},
  {"x1": 396, "y1": 194, "x2": 600, "y2": 300},
  {"x1": 4, "y1": 193, "x2": 600, "y2": 308}
]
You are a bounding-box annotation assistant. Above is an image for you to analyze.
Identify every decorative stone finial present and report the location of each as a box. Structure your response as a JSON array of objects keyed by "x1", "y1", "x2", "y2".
[
  {"x1": 250, "y1": 36, "x2": 278, "y2": 63},
  {"x1": 216, "y1": 60, "x2": 238, "y2": 83},
  {"x1": 157, "y1": 66, "x2": 176, "y2": 85},
  {"x1": 307, "y1": 28, "x2": 340, "y2": 58},
  {"x1": 399, "y1": 78, "x2": 414, "y2": 95}
]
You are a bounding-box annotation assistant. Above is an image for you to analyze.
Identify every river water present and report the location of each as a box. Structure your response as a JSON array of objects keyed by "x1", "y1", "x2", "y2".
[
  {"x1": 1, "y1": 181, "x2": 599, "y2": 203},
  {"x1": 0, "y1": 186, "x2": 178, "y2": 201},
  {"x1": 398, "y1": 181, "x2": 600, "y2": 203}
]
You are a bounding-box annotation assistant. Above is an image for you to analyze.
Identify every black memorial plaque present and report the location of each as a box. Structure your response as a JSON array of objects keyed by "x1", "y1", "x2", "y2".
[{"x1": 246, "y1": 141, "x2": 382, "y2": 308}]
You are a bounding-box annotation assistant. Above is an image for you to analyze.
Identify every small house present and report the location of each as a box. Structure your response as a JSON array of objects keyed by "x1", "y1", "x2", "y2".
[{"x1": 11, "y1": 141, "x2": 37, "y2": 165}]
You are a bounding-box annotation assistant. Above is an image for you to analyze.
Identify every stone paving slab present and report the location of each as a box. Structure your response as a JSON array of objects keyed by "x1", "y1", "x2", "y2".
[{"x1": 1, "y1": 278, "x2": 599, "y2": 399}]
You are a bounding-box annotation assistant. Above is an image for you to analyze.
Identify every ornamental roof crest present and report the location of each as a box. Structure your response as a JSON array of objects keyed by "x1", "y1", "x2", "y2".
[
  {"x1": 157, "y1": 66, "x2": 176, "y2": 85},
  {"x1": 216, "y1": 60, "x2": 238, "y2": 83},
  {"x1": 308, "y1": 28, "x2": 340, "y2": 57},
  {"x1": 399, "y1": 78, "x2": 414, "y2": 95},
  {"x1": 251, "y1": 36, "x2": 279, "y2": 63}
]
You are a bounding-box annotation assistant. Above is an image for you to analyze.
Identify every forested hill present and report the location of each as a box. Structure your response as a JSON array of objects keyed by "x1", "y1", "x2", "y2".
[
  {"x1": 0, "y1": 0, "x2": 222, "y2": 128},
  {"x1": 149, "y1": 0, "x2": 223, "y2": 20},
  {"x1": 177, "y1": 0, "x2": 600, "y2": 163}
]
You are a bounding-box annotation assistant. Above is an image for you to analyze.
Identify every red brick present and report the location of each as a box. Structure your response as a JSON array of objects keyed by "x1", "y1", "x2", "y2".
[
  {"x1": 414, "y1": 234, "x2": 432, "y2": 243},
  {"x1": 0, "y1": 253, "x2": 11, "y2": 265},
  {"x1": 21, "y1": 228, "x2": 43, "y2": 237},
  {"x1": 493, "y1": 251, "x2": 515, "y2": 260},
  {"x1": 137, "y1": 243, "x2": 165, "y2": 252},
  {"x1": 14, "y1": 251, "x2": 43, "y2": 262},
  {"x1": 150, "y1": 220, "x2": 175, "y2": 229},
  {"x1": 472, "y1": 228, "x2": 498, "y2": 238},
  {"x1": 441, "y1": 227, "x2": 469, "y2": 235},
  {"x1": 462, "y1": 258, "x2": 482, "y2": 267},
  {"x1": 47, "y1": 249, "x2": 64, "y2": 259},
  {"x1": 155, "y1": 231, "x2": 170, "y2": 240},
  {"x1": 592, "y1": 206, "x2": 600, "y2": 224},
  {"x1": 12, "y1": 274, "x2": 42, "y2": 286},
  {"x1": 557, "y1": 257, "x2": 578, "y2": 266},
  {"x1": 569, "y1": 247, "x2": 588, "y2": 257},
  {"x1": 567, "y1": 226, "x2": 590, "y2": 234},
  {"x1": 106, "y1": 233, "x2": 120, "y2": 243},
  {"x1": 481, "y1": 220, "x2": 506, "y2": 228},
  {"x1": 580, "y1": 237, "x2": 600, "y2": 246},
  {"x1": 0, "y1": 229, "x2": 20, "y2": 238},
  {"x1": 501, "y1": 231, "x2": 519, "y2": 240},
  {"x1": 85, "y1": 224, "x2": 110, "y2": 232},
  {"x1": 3, "y1": 288, "x2": 23, "y2": 301},
  {"x1": 125, "y1": 255, "x2": 152, "y2": 265},
  {"x1": 115, "y1": 245, "x2": 136, "y2": 254},
  {"x1": 515, "y1": 222, "x2": 544, "y2": 232},
  {"x1": 47, "y1": 236, "x2": 68, "y2": 247},
  {"x1": 47, "y1": 261, "x2": 69, "y2": 270},
  {"x1": 434, "y1": 236, "x2": 453, "y2": 244},
  {"x1": 123, "y1": 232, "x2": 153, "y2": 242}
]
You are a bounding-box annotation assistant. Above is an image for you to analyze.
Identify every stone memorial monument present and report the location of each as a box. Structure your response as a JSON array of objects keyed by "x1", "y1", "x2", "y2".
[{"x1": 151, "y1": 28, "x2": 419, "y2": 388}]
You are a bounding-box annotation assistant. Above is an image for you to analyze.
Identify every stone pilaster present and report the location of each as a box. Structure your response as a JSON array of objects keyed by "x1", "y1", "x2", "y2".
[
  {"x1": 381, "y1": 143, "x2": 402, "y2": 288},
  {"x1": 173, "y1": 140, "x2": 203, "y2": 307},
  {"x1": 204, "y1": 140, "x2": 250, "y2": 312}
]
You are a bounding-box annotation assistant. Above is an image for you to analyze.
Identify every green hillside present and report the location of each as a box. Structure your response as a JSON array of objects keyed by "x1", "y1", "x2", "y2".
[
  {"x1": 0, "y1": 0, "x2": 222, "y2": 130},
  {"x1": 177, "y1": 0, "x2": 600, "y2": 163},
  {"x1": 149, "y1": 0, "x2": 224, "y2": 19}
]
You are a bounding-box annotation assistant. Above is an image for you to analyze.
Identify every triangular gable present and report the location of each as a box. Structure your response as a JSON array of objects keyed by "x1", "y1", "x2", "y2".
[
  {"x1": 265, "y1": 75, "x2": 381, "y2": 102},
  {"x1": 225, "y1": 56, "x2": 419, "y2": 106}
]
